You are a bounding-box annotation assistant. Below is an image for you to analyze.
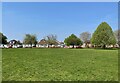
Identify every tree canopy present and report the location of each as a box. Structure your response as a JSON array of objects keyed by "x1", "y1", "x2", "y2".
[
  {"x1": 23, "y1": 34, "x2": 37, "y2": 45},
  {"x1": 0, "y1": 32, "x2": 7, "y2": 44},
  {"x1": 91, "y1": 22, "x2": 116, "y2": 48},
  {"x1": 80, "y1": 32, "x2": 91, "y2": 43},
  {"x1": 44, "y1": 34, "x2": 58, "y2": 46},
  {"x1": 114, "y1": 29, "x2": 120, "y2": 46},
  {"x1": 64, "y1": 34, "x2": 82, "y2": 48}
]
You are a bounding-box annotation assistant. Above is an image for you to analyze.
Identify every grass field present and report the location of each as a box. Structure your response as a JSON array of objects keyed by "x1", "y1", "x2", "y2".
[{"x1": 2, "y1": 48, "x2": 118, "y2": 81}]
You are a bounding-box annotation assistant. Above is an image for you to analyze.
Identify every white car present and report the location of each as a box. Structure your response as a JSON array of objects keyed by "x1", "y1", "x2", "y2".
[
  {"x1": 0, "y1": 44, "x2": 4, "y2": 48},
  {"x1": 12, "y1": 45, "x2": 18, "y2": 48},
  {"x1": 4, "y1": 45, "x2": 9, "y2": 48}
]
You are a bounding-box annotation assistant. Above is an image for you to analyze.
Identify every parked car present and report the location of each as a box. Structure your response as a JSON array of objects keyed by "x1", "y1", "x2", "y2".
[
  {"x1": 8, "y1": 45, "x2": 12, "y2": 48},
  {"x1": 0, "y1": 44, "x2": 4, "y2": 48},
  {"x1": 17, "y1": 45, "x2": 23, "y2": 48},
  {"x1": 4, "y1": 45, "x2": 9, "y2": 48},
  {"x1": 23, "y1": 44, "x2": 32, "y2": 48}
]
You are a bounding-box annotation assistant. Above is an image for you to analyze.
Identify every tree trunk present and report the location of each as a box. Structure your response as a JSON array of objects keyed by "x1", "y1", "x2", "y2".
[
  {"x1": 113, "y1": 45, "x2": 115, "y2": 48},
  {"x1": 72, "y1": 45, "x2": 74, "y2": 48},
  {"x1": 31, "y1": 43, "x2": 32, "y2": 48},
  {"x1": 102, "y1": 45, "x2": 106, "y2": 49},
  {"x1": 85, "y1": 43, "x2": 87, "y2": 48}
]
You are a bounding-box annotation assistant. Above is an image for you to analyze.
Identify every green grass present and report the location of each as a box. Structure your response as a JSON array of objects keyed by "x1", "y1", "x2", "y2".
[{"x1": 2, "y1": 48, "x2": 118, "y2": 81}]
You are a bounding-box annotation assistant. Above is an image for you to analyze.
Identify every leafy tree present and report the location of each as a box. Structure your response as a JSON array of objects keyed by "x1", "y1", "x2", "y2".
[
  {"x1": 64, "y1": 34, "x2": 83, "y2": 48},
  {"x1": 91, "y1": 22, "x2": 116, "y2": 48},
  {"x1": 114, "y1": 29, "x2": 120, "y2": 46},
  {"x1": 80, "y1": 32, "x2": 91, "y2": 47},
  {"x1": 23, "y1": 34, "x2": 37, "y2": 45},
  {"x1": 0, "y1": 32, "x2": 7, "y2": 44},
  {"x1": 16, "y1": 40, "x2": 22, "y2": 45},
  {"x1": 44, "y1": 34, "x2": 58, "y2": 47}
]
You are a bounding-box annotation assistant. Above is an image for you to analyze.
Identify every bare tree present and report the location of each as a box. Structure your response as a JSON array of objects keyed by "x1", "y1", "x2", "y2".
[
  {"x1": 80, "y1": 32, "x2": 91, "y2": 42},
  {"x1": 80, "y1": 32, "x2": 91, "y2": 47},
  {"x1": 44, "y1": 34, "x2": 58, "y2": 47},
  {"x1": 114, "y1": 29, "x2": 120, "y2": 46}
]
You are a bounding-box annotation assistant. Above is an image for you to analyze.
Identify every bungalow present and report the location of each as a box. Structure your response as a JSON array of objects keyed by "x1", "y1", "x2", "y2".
[
  {"x1": 36, "y1": 39, "x2": 48, "y2": 48},
  {"x1": 81, "y1": 40, "x2": 92, "y2": 48},
  {"x1": 57, "y1": 41, "x2": 65, "y2": 48},
  {"x1": 8, "y1": 40, "x2": 17, "y2": 48},
  {"x1": 36, "y1": 39, "x2": 65, "y2": 48},
  {"x1": 9, "y1": 40, "x2": 17, "y2": 45},
  {"x1": 9, "y1": 40, "x2": 22, "y2": 48}
]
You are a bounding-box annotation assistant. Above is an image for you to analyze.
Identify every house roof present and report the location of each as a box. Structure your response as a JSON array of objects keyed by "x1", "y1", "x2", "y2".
[
  {"x1": 38, "y1": 39, "x2": 47, "y2": 45},
  {"x1": 9, "y1": 40, "x2": 17, "y2": 42},
  {"x1": 84, "y1": 40, "x2": 91, "y2": 44},
  {"x1": 9, "y1": 40, "x2": 18, "y2": 45}
]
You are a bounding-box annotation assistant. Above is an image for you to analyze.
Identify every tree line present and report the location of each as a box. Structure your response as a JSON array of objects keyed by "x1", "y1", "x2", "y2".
[{"x1": 0, "y1": 22, "x2": 119, "y2": 48}]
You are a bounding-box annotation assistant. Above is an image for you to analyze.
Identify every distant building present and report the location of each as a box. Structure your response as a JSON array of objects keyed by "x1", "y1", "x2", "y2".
[
  {"x1": 9, "y1": 40, "x2": 18, "y2": 45},
  {"x1": 36, "y1": 39, "x2": 48, "y2": 48},
  {"x1": 38, "y1": 39, "x2": 47, "y2": 45},
  {"x1": 57, "y1": 41, "x2": 65, "y2": 48},
  {"x1": 81, "y1": 40, "x2": 92, "y2": 48},
  {"x1": 8, "y1": 40, "x2": 22, "y2": 48},
  {"x1": 36, "y1": 39, "x2": 65, "y2": 48}
]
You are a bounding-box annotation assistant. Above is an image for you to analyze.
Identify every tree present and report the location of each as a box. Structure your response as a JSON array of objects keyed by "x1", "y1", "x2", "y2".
[
  {"x1": 16, "y1": 40, "x2": 22, "y2": 45},
  {"x1": 0, "y1": 32, "x2": 7, "y2": 44},
  {"x1": 91, "y1": 22, "x2": 116, "y2": 48},
  {"x1": 80, "y1": 32, "x2": 91, "y2": 47},
  {"x1": 23, "y1": 34, "x2": 37, "y2": 45},
  {"x1": 114, "y1": 29, "x2": 120, "y2": 46},
  {"x1": 44, "y1": 34, "x2": 58, "y2": 47},
  {"x1": 64, "y1": 34, "x2": 83, "y2": 48}
]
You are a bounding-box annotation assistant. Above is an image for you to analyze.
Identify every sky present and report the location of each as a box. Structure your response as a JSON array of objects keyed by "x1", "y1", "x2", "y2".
[{"x1": 1, "y1": 2, "x2": 118, "y2": 42}]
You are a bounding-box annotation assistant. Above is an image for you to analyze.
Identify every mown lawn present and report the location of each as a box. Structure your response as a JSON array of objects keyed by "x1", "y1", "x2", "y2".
[{"x1": 2, "y1": 48, "x2": 118, "y2": 81}]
